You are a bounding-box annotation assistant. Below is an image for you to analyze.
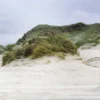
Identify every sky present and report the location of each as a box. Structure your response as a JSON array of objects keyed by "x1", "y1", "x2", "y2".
[{"x1": 0, "y1": 0, "x2": 100, "y2": 45}]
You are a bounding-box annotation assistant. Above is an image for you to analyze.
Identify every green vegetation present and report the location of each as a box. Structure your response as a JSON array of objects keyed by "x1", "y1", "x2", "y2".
[
  {"x1": 2, "y1": 35, "x2": 77, "y2": 65},
  {"x1": 2, "y1": 52, "x2": 15, "y2": 66},
  {"x1": 2, "y1": 22, "x2": 100, "y2": 65},
  {"x1": 17, "y1": 22, "x2": 86, "y2": 44},
  {"x1": 66, "y1": 23, "x2": 100, "y2": 47},
  {"x1": 5, "y1": 44, "x2": 15, "y2": 51},
  {"x1": 32, "y1": 35, "x2": 77, "y2": 58},
  {"x1": 0, "y1": 45, "x2": 5, "y2": 54},
  {"x1": 16, "y1": 22, "x2": 100, "y2": 48}
]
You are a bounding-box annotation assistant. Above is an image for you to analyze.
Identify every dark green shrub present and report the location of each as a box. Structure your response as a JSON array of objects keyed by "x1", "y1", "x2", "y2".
[
  {"x1": 14, "y1": 48, "x2": 24, "y2": 59},
  {"x1": 23, "y1": 45, "x2": 33, "y2": 57},
  {"x1": 32, "y1": 45, "x2": 53, "y2": 58},
  {"x1": 0, "y1": 45, "x2": 5, "y2": 54},
  {"x1": 32, "y1": 35, "x2": 77, "y2": 59},
  {"x1": 5, "y1": 44, "x2": 15, "y2": 51},
  {"x1": 2, "y1": 35, "x2": 77, "y2": 65},
  {"x1": 2, "y1": 52, "x2": 14, "y2": 66}
]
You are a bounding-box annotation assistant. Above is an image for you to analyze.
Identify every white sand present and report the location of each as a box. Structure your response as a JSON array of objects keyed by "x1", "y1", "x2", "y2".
[
  {"x1": 0, "y1": 45, "x2": 100, "y2": 100},
  {"x1": 79, "y1": 44, "x2": 100, "y2": 67}
]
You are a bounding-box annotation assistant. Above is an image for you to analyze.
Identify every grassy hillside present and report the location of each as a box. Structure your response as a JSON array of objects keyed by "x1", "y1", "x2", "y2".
[
  {"x1": 2, "y1": 22, "x2": 100, "y2": 65},
  {"x1": 67, "y1": 23, "x2": 100, "y2": 47},
  {"x1": 16, "y1": 22, "x2": 100, "y2": 47}
]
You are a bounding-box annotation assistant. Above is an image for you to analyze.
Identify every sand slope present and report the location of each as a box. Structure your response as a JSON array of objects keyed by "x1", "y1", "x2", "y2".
[{"x1": 0, "y1": 46, "x2": 100, "y2": 100}]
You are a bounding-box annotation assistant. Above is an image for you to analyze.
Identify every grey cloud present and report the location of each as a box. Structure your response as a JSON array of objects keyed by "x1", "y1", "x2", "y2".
[{"x1": 0, "y1": 0, "x2": 100, "y2": 45}]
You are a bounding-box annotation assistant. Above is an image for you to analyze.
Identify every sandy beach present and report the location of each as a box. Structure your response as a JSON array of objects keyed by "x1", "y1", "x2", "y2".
[{"x1": 0, "y1": 45, "x2": 100, "y2": 100}]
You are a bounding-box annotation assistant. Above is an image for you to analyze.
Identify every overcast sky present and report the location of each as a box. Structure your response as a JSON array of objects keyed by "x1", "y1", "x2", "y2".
[{"x1": 0, "y1": 0, "x2": 100, "y2": 45}]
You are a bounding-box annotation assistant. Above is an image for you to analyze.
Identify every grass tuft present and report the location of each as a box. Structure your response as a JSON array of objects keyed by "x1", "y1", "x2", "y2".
[{"x1": 2, "y1": 35, "x2": 77, "y2": 66}]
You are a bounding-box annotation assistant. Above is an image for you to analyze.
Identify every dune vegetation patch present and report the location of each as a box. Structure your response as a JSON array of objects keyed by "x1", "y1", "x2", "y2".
[
  {"x1": 3, "y1": 22, "x2": 100, "y2": 66},
  {"x1": 2, "y1": 35, "x2": 77, "y2": 66}
]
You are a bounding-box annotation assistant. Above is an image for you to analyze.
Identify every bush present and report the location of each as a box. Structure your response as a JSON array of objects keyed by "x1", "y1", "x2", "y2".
[
  {"x1": 2, "y1": 35, "x2": 77, "y2": 65},
  {"x1": 32, "y1": 45, "x2": 53, "y2": 58},
  {"x1": 0, "y1": 45, "x2": 5, "y2": 54},
  {"x1": 14, "y1": 48, "x2": 24, "y2": 59},
  {"x1": 5, "y1": 44, "x2": 15, "y2": 51},
  {"x1": 32, "y1": 35, "x2": 77, "y2": 59},
  {"x1": 23, "y1": 45, "x2": 33, "y2": 57},
  {"x1": 2, "y1": 52, "x2": 14, "y2": 66}
]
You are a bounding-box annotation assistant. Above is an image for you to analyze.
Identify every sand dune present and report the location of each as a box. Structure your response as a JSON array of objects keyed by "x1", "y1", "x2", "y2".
[{"x1": 0, "y1": 45, "x2": 100, "y2": 100}]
